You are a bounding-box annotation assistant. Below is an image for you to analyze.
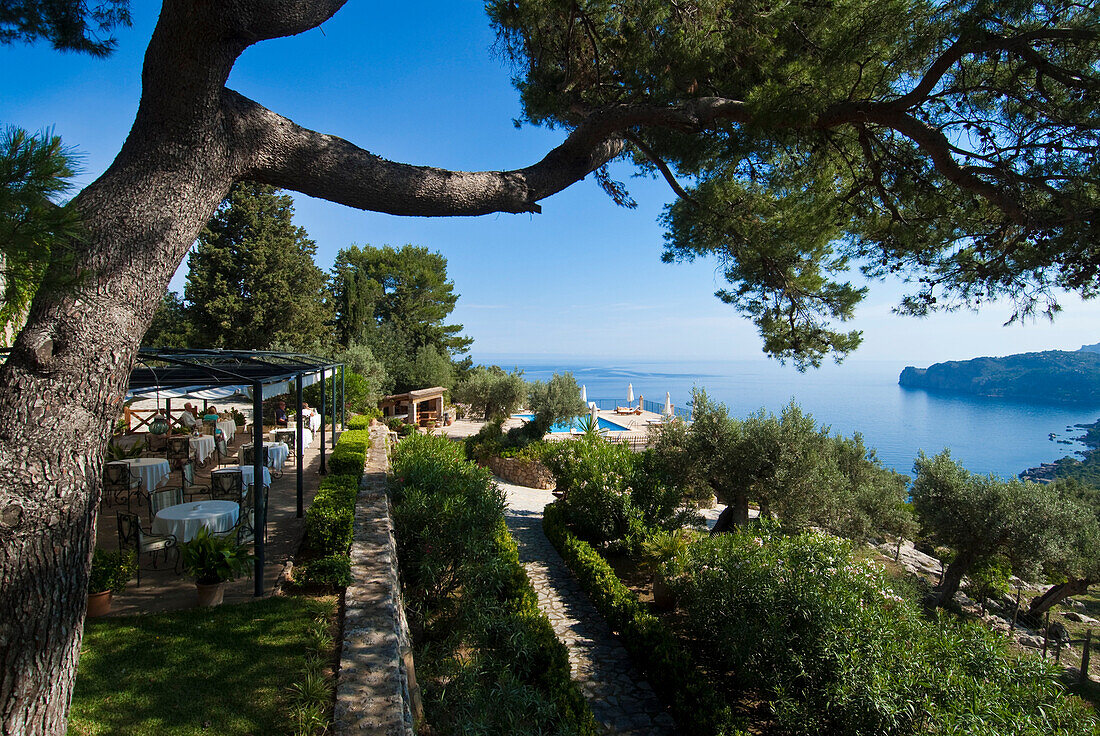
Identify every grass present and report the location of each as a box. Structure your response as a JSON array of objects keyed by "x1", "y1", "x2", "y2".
[{"x1": 68, "y1": 595, "x2": 336, "y2": 736}]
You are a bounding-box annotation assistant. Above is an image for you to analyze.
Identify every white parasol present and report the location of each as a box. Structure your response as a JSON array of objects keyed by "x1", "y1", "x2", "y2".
[
  {"x1": 664, "y1": 392, "x2": 672, "y2": 417},
  {"x1": 580, "y1": 384, "x2": 587, "y2": 403},
  {"x1": 627, "y1": 383, "x2": 634, "y2": 404}
]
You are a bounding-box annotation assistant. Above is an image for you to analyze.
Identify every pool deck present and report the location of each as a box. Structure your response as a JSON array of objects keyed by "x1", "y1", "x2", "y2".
[{"x1": 440, "y1": 407, "x2": 674, "y2": 445}]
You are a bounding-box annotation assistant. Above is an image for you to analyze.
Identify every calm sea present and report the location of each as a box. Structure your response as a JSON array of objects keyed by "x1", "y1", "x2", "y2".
[{"x1": 479, "y1": 356, "x2": 1100, "y2": 479}]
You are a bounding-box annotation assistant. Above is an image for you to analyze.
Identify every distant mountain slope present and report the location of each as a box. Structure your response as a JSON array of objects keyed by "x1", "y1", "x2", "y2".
[
  {"x1": 898, "y1": 350, "x2": 1100, "y2": 404},
  {"x1": 1079, "y1": 342, "x2": 1100, "y2": 354}
]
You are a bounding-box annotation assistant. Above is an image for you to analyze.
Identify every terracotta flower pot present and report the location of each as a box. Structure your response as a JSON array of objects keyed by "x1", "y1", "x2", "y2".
[
  {"x1": 196, "y1": 581, "x2": 226, "y2": 607},
  {"x1": 86, "y1": 590, "x2": 113, "y2": 618},
  {"x1": 652, "y1": 571, "x2": 675, "y2": 611}
]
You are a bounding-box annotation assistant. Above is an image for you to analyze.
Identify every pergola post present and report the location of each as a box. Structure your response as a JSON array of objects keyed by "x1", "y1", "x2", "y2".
[
  {"x1": 331, "y1": 364, "x2": 337, "y2": 447},
  {"x1": 296, "y1": 372, "x2": 304, "y2": 518},
  {"x1": 340, "y1": 365, "x2": 346, "y2": 431},
  {"x1": 319, "y1": 367, "x2": 327, "y2": 474},
  {"x1": 253, "y1": 381, "x2": 266, "y2": 597}
]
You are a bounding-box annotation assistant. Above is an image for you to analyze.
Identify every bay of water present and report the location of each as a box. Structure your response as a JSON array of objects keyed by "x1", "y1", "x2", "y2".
[{"x1": 481, "y1": 356, "x2": 1100, "y2": 478}]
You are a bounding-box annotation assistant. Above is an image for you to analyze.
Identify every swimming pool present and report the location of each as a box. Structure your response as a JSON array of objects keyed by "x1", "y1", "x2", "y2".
[{"x1": 512, "y1": 414, "x2": 631, "y2": 433}]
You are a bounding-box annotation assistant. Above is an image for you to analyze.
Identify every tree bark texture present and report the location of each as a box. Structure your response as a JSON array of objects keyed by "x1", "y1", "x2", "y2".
[
  {"x1": 1028, "y1": 578, "x2": 1094, "y2": 619},
  {"x1": 935, "y1": 554, "x2": 973, "y2": 609}
]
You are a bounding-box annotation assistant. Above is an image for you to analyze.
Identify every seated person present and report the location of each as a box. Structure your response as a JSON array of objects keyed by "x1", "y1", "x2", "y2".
[
  {"x1": 179, "y1": 402, "x2": 200, "y2": 430},
  {"x1": 202, "y1": 405, "x2": 219, "y2": 423},
  {"x1": 274, "y1": 401, "x2": 288, "y2": 428}
]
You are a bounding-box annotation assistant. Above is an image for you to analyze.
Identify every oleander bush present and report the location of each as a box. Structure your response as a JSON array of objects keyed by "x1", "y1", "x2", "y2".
[
  {"x1": 543, "y1": 435, "x2": 699, "y2": 547},
  {"x1": 390, "y1": 433, "x2": 596, "y2": 735},
  {"x1": 668, "y1": 526, "x2": 1099, "y2": 736}
]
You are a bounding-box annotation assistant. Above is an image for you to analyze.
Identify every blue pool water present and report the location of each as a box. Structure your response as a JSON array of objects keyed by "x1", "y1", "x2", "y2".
[{"x1": 513, "y1": 414, "x2": 631, "y2": 433}]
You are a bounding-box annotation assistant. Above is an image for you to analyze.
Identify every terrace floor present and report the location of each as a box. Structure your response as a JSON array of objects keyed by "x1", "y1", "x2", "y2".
[{"x1": 94, "y1": 425, "x2": 338, "y2": 615}]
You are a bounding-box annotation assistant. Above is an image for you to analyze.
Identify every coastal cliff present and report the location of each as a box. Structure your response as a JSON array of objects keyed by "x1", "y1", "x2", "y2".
[{"x1": 899, "y1": 350, "x2": 1100, "y2": 404}]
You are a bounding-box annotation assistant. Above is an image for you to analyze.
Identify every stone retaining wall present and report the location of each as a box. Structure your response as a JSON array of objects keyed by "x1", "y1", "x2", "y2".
[
  {"x1": 333, "y1": 427, "x2": 417, "y2": 735},
  {"x1": 488, "y1": 455, "x2": 555, "y2": 490}
]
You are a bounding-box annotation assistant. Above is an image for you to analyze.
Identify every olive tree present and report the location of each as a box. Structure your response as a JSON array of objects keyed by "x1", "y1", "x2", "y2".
[{"x1": 911, "y1": 450, "x2": 1095, "y2": 608}]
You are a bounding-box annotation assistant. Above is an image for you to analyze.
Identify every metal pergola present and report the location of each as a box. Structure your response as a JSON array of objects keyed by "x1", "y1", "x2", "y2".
[{"x1": 126, "y1": 349, "x2": 345, "y2": 596}]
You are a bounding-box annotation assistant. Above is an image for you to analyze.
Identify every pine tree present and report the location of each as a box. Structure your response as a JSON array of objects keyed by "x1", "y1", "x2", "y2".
[{"x1": 184, "y1": 182, "x2": 330, "y2": 351}]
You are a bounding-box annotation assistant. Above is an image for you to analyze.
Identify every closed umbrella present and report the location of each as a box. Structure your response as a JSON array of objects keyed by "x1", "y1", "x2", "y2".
[
  {"x1": 627, "y1": 383, "x2": 634, "y2": 404},
  {"x1": 664, "y1": 392, "x2": 672, "y2": 417},
  {"x1": 581, "y1": 384, "x2": 587, "y2": 403}
]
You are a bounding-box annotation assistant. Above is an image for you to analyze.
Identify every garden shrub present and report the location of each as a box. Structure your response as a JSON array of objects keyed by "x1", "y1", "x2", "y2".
[
  {"x1": 390, "y1": 433, "x2": 596, "y2": 735},
  {"x1": 543, "y1": 434, "x2": 637, "y2": 544},
  {"x1": 292, "y1": 555, "x2": 352, "y2": 588},
  {"x1": 346, "y1": 414, "x2": 371, "y2": 430},
  {"x1": 298, "y1": 430, "x2": 369, "y2": 589},
  {"x1": 669, "y1": 526, "x2": 1098, "y2": 736},
  {"x1": 542, "y1": 503, "x2": 739, "y2": 735}
]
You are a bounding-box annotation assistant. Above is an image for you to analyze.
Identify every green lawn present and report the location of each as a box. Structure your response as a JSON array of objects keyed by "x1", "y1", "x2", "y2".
[{"x1": 68, "y1": 596, "x2": 335, "y2": 736}]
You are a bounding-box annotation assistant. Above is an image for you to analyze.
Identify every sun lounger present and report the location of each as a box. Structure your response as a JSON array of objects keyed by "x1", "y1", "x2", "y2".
[{"x1": 615, "y1": 406, "x2": 642, "y2": 415}]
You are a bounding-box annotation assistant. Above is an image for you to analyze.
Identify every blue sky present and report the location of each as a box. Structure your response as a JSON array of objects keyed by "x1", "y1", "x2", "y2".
[{"x1": 4, "y1": 2, "x2": 1098, "y2": 365}]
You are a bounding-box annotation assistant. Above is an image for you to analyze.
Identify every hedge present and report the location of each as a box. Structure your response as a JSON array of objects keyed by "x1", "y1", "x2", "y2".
[
  {"x1": 542, "y1": 502, "x2": 741, "y2": 735},
  {"x1": 346, "y1": 415, "x2": 371, "y2": 430},
  {"x1": 294, "y1": 429, "x2": 371, "y2": 588},
  {"x1": 390, "y1": 433, "x2": 596, "y2": 735}
]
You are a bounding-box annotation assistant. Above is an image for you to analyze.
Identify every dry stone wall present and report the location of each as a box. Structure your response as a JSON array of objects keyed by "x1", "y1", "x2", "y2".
[{"x1": 488, "y1": 456, "x2": 555, "y2": 490}]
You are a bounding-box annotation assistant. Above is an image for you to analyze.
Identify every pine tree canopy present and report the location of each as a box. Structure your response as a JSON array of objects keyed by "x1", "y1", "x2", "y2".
[{"x1": 489, "y1": 0, "x2": 1100, "y2": 366}]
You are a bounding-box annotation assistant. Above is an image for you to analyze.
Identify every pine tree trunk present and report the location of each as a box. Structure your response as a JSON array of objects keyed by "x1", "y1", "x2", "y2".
[{"x1": 0, "y1": 99, "x2": 233, "y2": 731}]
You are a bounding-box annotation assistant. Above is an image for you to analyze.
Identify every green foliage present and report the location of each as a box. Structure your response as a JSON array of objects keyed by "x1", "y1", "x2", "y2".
[
  {"x1": 299, "y1": 430, "x2": 370, "y2": 589},
  {"x1": 544, "y1": 434, "x2": 638, "y2": 545},
  {"x1": 526, "y1": 372, "x2": 586, "y2": 436},
  {"x1": 451, "y1": 364, "x2": 528, "y2": 420},
  {"x1": 0, "y1": 0, "x2": 131, "y2": 56},
  {"x1": 669, "y1": 527, "x2": 1098, "y2": 735},
  {"x1": 291, "y1": 555, "x2": 352, "y2": 589},
  {"x1": 105, "y1": 438, "x2": 144, "y2": 460},
  {"x1": 489, "y1": 0, "x2": 1100, "y2": 367},
  {"x1": 543, "y1": 503, "x2": 740, "y2": 735},
  {"x1": 179, "y1": 528, "x2": 254, "y2": 585},
  {"x1": 390, "y1": 433, "x2": 596, "y2": 734},
  {"x1": 675, "y1": 389, "x2": 914, "y2": 539},
  {"x1": 912, "y1": 450, "x2": 1098, "y2": 604},
  {"x1": 346, "y1": 414, "x2": 372, "y2": 430},
  {"x1": 87, "y1": 549, "x2": 136, "y2": 595},
  {"x1": 184, "y1": 182, "x2": 331, "y2": 352},
  {"x1": 330, "y1": 243, "x2": 470, "y2": 392},
  {"x1": 0, "y1": 126, "x2": 82, "y2": 345},
  {"x1": 141, "y1": 291, "x2": 192, "y2": 348}
]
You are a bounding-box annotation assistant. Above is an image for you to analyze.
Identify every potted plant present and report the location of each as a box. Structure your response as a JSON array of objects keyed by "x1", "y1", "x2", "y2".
[
  {"x1": 640, "y1": 529, "x2": 695, "y2": 610},
  {"x1": 87, "y1": 549, "x2": 137, "y2": 617},
  {"x1": 106, "y1": 438, "x2": 145, "y2": 461},
  {"x1": 180, "y1": 528, "x2": 254, "y2": 607},
  {"x1": 230, "y1": 407, "x2": 247, "y2": 428}
]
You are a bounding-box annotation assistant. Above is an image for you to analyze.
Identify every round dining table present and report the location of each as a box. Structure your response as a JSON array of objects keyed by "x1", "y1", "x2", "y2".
[
  {"x1": 241, "y1": 441, "x2": 289, "y2": 470},
  {"x1": 216, "y1": 419, "x2": 237, "y2": 442},
  {"x1": 212, "y1": 465, "x2": 272, "y2": 489},
  {"x1": 151, "y1": 500, "x2": 239, "y2": 543},
  {"x1": 109, "y1": 457, "x2": 171, "y2": 491},
  {"x1": 189, "y1": 435, "x2": 215, "y2": 464}
]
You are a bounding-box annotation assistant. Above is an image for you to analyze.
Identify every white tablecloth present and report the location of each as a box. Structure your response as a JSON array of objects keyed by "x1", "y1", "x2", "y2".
[
  {"x1": 212, "y1": 465, "x2": 272, "y2": 489},
  {"x1": 270, "y1": 428, "x2": 313, "y2": 450},
  {"x1": 242, "y1": 441, "x2": 289, "y2": 470},
  {"x1": 151, "y1": 500, "x2": 239, "y2": 543},
  {"x1": 304, "y1": 411, "x2": 321, "y2": 432},
  {"x1": 111, "y1": 458, "x2": 171, "y2": 491},
  {"x1": 190, "y1": 435, "x2": 215, "y2": 463},
  {"x1": 217, "y1": 419, "x2": 237, "y2": 442}
]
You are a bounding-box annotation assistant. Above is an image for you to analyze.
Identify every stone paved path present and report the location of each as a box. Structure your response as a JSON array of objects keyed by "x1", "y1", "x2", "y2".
[{"x1": 499, "y1": 478, "x2": 676, "y2": 735}]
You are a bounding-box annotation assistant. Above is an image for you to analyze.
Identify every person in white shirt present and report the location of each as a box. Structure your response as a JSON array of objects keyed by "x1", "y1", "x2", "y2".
[{"x1": 179, "y1": 402, "x2": 200, "y2": 430}]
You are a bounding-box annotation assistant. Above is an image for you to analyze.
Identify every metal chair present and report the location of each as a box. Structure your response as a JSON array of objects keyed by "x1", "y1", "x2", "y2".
[
  {"x1": 209, "y1": 470, "x2": 243, "y2": 501},
  {"x1": 179, "y1": 461, "x2": 209, "y2": 501},
  {"x1": 117, "y1": 512, "x2": 177, "y2": 587},
  {"x1": 166, "y1": 435, "x2": 191, "y2": 469},
  {"x1": 235, "y1": 483, "x2": 268, "y2": 546},
  {"x1": 103, "y1": 463, "x2": 142, "y2": 510},
  {"x1": 142, "y1": 432, "x2": 168, "y2": 455},
  {"x1": 150, "y1": 486, "x2": 183, "y2": 518},
  {"x1": 243, "y1": 444, "x2": 282, "y2": 480}
]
